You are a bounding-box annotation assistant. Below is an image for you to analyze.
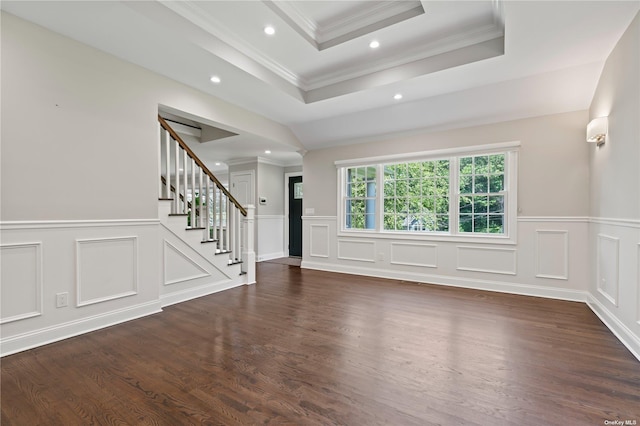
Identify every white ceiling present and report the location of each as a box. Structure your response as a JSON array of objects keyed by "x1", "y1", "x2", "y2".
[{"x1": 3, "y1": 1, "x2": 639, "y2": 171}]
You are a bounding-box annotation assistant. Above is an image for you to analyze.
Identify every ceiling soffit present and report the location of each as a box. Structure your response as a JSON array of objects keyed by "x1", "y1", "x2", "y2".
[{"x1": 160, "y1": 0, "x2": 505, "y2": 104}]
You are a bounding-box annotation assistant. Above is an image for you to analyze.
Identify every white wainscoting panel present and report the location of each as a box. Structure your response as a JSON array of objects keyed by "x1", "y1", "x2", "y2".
[
  {"x1": 597, "y1": 234, "x2": 619, "y2": 306},
  {"x1": 535, "y1": 230, "x2": 569, "y2": 280},
  {"x1": 456, "y1": 246, "x2": 517, "y2": 275},
  {"x1": 390, "y1": 242, "x2": 437, "y2": 268},
  {"x1": 163, "y1": 240, "x2": 210, "y2": 285},
  {"x1": 0, "y1": 243, "x2": 43, "y2": 324},
  {"x1": 76, "y1": 236, "x2": 138, "y2": 307},
  {"x1": 310, "y1": 224, "x2": 330, "y2": 258},
  {"x1": 338, "y1": 239, "x2": 375, "y2": 263}
]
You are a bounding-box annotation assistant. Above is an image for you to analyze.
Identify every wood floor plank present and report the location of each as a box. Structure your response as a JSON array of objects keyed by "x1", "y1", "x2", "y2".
[{"x1": 2, "y1": 262, "x2": 639, "y2": 425}]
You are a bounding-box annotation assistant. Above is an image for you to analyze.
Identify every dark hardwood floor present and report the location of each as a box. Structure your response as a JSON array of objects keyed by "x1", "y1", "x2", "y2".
[{"x1": 2, "y1": 263, "x2": 639, "y2": 425}]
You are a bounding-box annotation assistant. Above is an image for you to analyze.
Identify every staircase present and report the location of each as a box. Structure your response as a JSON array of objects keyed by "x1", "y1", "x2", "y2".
[{"x1": 157, "y1": 116, "x2": 255, "y2": 305}]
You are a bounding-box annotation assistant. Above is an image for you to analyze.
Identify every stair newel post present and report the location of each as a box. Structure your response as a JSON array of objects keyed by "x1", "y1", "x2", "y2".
[
  {"x1": 218, "y1": 183, "x2": 224, "y2": 251},
  {"x1": 189, "y1": 157, "x2": 196, "y2": 228},
  {"x1": 173, "y1": 138, "x2": 180, "y2": 214},
  {"x1": 242, "y1": 205, "x2": 256, "y2": 284},
  {"x1": 205, "y1": 178, "x2": 212, "y2": 241},
  {"x1": 234, "y1": 205, "x2": 241, "y2": 261},
  {"x1": 164, "y1": 130, "x2": 171, "y2": 200},
  {"x1": 211, "y1": 182, "x2": 217, "y2": 243},
  {"x1": 228, "y1": 203, "x2": 235, "y2": 261},
  {"x1": 225, "y1": 194, "x2": 231, "y2": 253},
  {"x1": 199, "y1": 167, "x2": 205, "y2": 234}
]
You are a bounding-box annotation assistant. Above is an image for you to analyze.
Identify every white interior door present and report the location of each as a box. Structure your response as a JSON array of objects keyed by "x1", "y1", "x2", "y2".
[{"x1": 230, "y1": 171, "x2": 255, "y2": 207}]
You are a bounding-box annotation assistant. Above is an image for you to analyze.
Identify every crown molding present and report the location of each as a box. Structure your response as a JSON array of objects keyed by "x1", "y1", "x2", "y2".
[
  {"x1": 306, "y1": 23, "x2": 504, "y2": 91},
  {"x1": 161, "y1": 1, "x2": 302, "y2": 88},
  {"x1": 265, "y1": 0, "x2": 424, "y2": 51}
]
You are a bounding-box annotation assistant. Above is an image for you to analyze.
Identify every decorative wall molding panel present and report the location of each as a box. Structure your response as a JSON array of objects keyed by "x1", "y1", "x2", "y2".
[
  {"x1": 597, "y1": 234, "x2": 619, "y2": 306},
  {"x1": 76, "y1": 237, "x2": 138, "y2": 307},
  {"x1": 535, "y1": 230, "x2": 569, "y2": 280},
  {"x1": 390, "y1": 242, "x2": 437, "y2": 268},
  {"x1": 163, "y1": 240, "x2": 210, "y2": 286},
  {"x1": 456, "y1": 246, "x2": 517, "y2": 275},
  {"x1": 337, "y1": 239, "x2": 376, "y2": 263},
  {"x1": 309, "y1": 224, "x2": 330, "y2": 258},
  {"x1": 0, "y1": 220, "x2": 162, "y2": 357},
  {"x1": 0, "y1": 242, "x2": 43, "y2": 324}
]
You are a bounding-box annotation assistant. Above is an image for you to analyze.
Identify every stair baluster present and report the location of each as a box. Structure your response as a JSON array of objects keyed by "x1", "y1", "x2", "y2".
[{"x1": 158, "y1": 115, "x2": 251, "y2": 275}]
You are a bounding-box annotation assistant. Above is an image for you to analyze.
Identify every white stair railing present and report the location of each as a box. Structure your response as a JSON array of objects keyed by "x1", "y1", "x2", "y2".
[{"x1": 157, "y1": 116, "x2": 254, "y2": 276}]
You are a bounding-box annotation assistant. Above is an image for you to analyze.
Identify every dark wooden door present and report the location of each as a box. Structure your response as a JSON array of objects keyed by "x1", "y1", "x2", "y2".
[{"x1": 288, "y1": 176, "x2": 303, "y2": 257}]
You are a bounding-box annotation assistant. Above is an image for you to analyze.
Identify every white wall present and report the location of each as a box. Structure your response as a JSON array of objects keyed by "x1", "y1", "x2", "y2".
[
  {"x1": 0, "y1": 12, "x2": 301, "y2": 222},
  {"x1": 302, "y1": 111, "x2": 591, "y2": 305},
  {"x1": 304, "y1": 112, "x2": 590, "y2": 218},
  {"x1": 587, "y1": 12, "x2": 640, "y2": 358},
  {"x1": 0, "y1": 13, "x2": 293, "y2": 355},
  {"x1": 256, "y1": 162, "x2": 286, "y2": 261}
]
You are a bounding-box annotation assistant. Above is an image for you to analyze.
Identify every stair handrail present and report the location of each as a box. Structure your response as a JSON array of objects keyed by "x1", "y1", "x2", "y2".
[{"x1": 158, "y1": 115, "x2": 247, "y2": 216}]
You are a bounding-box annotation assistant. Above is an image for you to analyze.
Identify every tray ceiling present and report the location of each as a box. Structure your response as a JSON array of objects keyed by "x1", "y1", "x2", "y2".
[{"x1": 2, "y1": 1, "x2": 639, "y2": 164}]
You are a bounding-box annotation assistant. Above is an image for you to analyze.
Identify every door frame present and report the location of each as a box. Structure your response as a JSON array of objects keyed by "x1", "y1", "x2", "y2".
[{"x1": 284, "y1": 172, "x2": 303, "y2": 257}]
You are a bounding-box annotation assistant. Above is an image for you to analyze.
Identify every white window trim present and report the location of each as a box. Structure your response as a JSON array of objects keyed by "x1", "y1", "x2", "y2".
[{"x1": 336, "y1": 142, "x2": 520, "y2": 245}]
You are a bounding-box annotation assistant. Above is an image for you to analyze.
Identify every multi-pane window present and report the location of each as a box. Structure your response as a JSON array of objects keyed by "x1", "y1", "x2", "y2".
[
  {"x1": 339, "y1": 144, "x2": 517, "y2": 240},
  {"x1": 458, "y1": 154, "x2": 505, "y2": 233},
  {"x1": 345, "y1": 166, "x2": 376, "y2": 229},
  {"x1": 383, "y1": 160, "x2": 450, "y2": 232}
]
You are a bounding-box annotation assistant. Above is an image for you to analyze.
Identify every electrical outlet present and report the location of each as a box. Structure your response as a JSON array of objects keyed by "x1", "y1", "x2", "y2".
[{"x1": 56, "y1": 292, "x2": 68, "y2": 308}]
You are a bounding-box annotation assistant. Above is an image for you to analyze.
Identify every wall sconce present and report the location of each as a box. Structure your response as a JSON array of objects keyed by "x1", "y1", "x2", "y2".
[{"x1": 587, "y1": 116, "x2": 608, "y2": 147}]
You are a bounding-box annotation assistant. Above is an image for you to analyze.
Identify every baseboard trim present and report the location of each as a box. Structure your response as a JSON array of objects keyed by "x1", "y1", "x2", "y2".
[
  {"x1": 300, "y1": 261, "x2": 588, "y2": 302},
  {"x1": 586, "y1": 295, "x2": 640, "y2": 361},
  {"x1": 0, "y1": 300, "x2": 162, "y2": 357},
  {"x1": 160, "y1": 278, "x2": 245, "y2": 308},
  {"x1": 257, "y1": 252, "x2": 286, "y2": 262}
]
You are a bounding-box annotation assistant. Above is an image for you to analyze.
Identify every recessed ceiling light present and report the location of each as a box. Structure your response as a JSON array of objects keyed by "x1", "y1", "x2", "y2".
[
  {"x1": 210, "y1": 75, "x2": 221, "y2": 84},
  {"x1": 394, "y1": 93, "x2": 403, "y2": 100},
  {"x1": 215, "y1": 162, "x2": 221, "y2": 166},
  {"x1": 369, "y1": 40, "x2": 380, "y2": 49},
  {"x1": 264, "y1": 26, "x2": 275, "y2": 35},
  {"x1": 264, "y1": 150, "x2": 271, "y2": 154}
]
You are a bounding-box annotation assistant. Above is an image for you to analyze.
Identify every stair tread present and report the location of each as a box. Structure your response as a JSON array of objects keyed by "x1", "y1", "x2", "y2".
[
  {"x1": 158, "y1": 198, "x2": 174, "y2": 201},
  {"x1": 201, "y1": 239, "x2": 219, "y2": 244},
  {"x1": 168, "y1": 213, "x2": 188, "y2": 217},
  {"x1": 186, "y1": 227, "x2": 206, "y2": 231}
]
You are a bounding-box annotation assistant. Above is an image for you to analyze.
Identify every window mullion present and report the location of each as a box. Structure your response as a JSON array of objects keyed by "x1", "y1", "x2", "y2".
[
  {"x1": 376, "y1": 164, "x2": 383, "y2": 232},
  {"x1": 449, "y1": 156, "x2": 459, "y2": 236}
]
